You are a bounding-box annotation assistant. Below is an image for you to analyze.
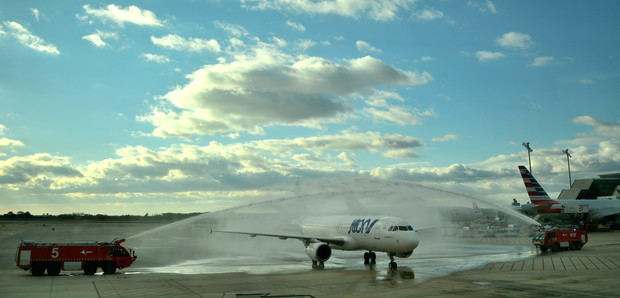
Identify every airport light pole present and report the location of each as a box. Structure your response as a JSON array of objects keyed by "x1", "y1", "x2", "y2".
[
  {"x1": 563, "y1": 149, "x2": 572, "y2": 187},
  {"x1": 522, "y1": 142, "x2": 533, "y2": 174}
]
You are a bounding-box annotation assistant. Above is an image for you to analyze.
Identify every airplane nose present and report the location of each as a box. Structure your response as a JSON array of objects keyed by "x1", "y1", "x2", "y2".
[{"x1": 408, "y1": 231, "x2": 420, "y2": 249}]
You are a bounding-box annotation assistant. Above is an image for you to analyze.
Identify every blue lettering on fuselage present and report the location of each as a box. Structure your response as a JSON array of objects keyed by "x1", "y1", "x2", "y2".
[{"x1": 348, "y1": 218, "x2": 379, "y2": 234}]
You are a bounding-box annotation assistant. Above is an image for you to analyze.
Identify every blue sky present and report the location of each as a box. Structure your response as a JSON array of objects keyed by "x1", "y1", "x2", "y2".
[{"x1": 1, "y1": 1, "x2": 619, "y2": 214}]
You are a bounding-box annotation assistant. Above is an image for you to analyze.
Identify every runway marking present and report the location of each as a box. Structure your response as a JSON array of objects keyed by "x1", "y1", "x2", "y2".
[
  {"x1": 586, "y1": 256, "x2": 600, "y2": 270},
  {"x1": 605, "y1": 256, "x2": 620, "y2": 269},
  {"x1": 568, "y1": 257, "x2": 577, "y2": 270},
  {"x1": 558, "y1": 257, "x2": 567, "y2": 271},
  {"x1": 596, "y1": 256, "x2": 612, "y2": 270},
  {"x1": 168, "y1": 279, "x2": 204, "y2": 298},
  {"x1": 92, "y1": 281, "x2": 101, "y2": 298},
  {"x1": 577, "y1": 256, "x2": 588, "y2": 270}
]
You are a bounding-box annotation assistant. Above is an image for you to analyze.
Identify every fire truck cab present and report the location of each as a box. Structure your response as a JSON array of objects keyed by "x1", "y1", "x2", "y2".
[{"x1": 16, "y1": 238, "x2": 137, "y2": 276}]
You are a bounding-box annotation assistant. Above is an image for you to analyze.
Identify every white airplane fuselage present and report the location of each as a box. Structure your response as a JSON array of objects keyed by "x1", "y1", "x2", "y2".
[{"x1": 297, "y1": 216, "x2": 420, "y2": 255}]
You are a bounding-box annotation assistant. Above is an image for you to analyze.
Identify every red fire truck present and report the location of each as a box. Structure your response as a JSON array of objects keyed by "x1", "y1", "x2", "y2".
[
  {"x1": 532, "y1": 228, "x2": 588, "y2": 253},
  {"x1": 16, "y1": 238, "x2": 137, "y2": 276}
]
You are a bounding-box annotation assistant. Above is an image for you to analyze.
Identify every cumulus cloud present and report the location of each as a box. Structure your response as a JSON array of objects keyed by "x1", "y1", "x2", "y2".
[
  {"x1": 140, "y1": 40, "x2": 432, "y2": 138},
  {"x1": 141, "y1": 53, "x2": 170, "y2": 63},
  {"x1": 475, "y1": 50, "x2": 504, "y2": 62},
  {"x1": 82, "y1": 4, "x2": 163, "y2": 27},
  {"x1": 579, "y1": 79, "x2": 594, "y2": 85},
  {"x1": 0, "y1": 138, "x2": 24, "y2": 149},
  {"x1": 413, "y1": 8, "x2": 444, "y2": 20},
  {"x1": 0, "y1": 154, "x2": 82, "y2": 185},
  {"x1": 241, "y1": 0, "x2": 416, "y2": 21},
  {"x1": 432, "y1": 134, "x2": 459, "y2": 143},
  {"x1": 286, "y1": 20, "x2": 306, "y2": 32},
  {"x1": 253, "y1": 131, "x2": 423, "y2": 158},
  {"x1": 2, "y1": 21, "x2": 59, "y2": 55},
  {"x1": 82, "y1": 30, "x2": 118, "y2": 47},
  {"x1": 496, "y1": 32, "x2": 533, "y2": 49},
  {"x1": 530, "y1": 56, "x2": 554, "y2": 67},
  {"x1": 151, "y1": 34, "x2": 221, "y2": 52},
  {"x1": 356, "y1": 40, "x2": 382, "y2": 54}
]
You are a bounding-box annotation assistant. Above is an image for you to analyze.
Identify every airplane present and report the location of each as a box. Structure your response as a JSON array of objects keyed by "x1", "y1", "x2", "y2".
[
  {"x1": 215, "y1": 215, "x2": 420, "y2": 269},
  {"x1": 518, "y1": 165, "x2": 620, "y2": 221}
]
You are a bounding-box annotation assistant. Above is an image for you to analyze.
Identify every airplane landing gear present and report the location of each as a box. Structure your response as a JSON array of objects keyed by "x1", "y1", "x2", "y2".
[
  {"x1": 363, "y1": 251, "x2": 376, "y2": 265},
  {"x1": 388, "y1": 253, "x2": 397, "y2": 270},
  {"x1": 312, "y1": 260, "x2": 324, "y2": 269}
]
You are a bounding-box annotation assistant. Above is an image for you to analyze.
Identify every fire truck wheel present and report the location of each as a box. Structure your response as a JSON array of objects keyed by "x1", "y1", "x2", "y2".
[
  {"x1": 540, "y1": 246, "x2": 548, "y2": 253},
  {"x1": 84, "y1": 262, "x2": 97, "y2": 275},
  {"x1": 103, "y1": 261, "x2": 117, "y2": 275},
  {"x1": 31, "y1": 262, "x2": 46, "y2": 276},
  {"x1": 47, "y1": 262, "x2": 61, "y2": 276},
  {"x1": 551, "y1": 243, "x2": 560, "y2": 252},
  {"x1": 573, "y1": 242, "x2": 582, "y2": 250}
]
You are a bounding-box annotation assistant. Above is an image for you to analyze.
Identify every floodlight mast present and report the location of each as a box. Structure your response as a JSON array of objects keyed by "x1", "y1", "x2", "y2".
[
  {"x1": 562, "y1": 149, "x2": 572, "y2": 187},
  {"x1": 522, "y1": 142, "x2": 533, "y2": 175}
]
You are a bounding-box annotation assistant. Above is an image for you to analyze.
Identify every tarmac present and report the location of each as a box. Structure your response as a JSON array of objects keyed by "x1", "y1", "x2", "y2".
[{"x1": 2, "y1": 220, "x2": 620, "y2": 297}]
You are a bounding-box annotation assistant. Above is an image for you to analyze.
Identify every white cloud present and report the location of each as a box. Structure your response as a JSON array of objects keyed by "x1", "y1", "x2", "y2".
[
  {"x1": 82, "y1": 4, "x2": 163, "y2": 27},
  {"x1": 579, "y1": 79, "x2": 594, "y2": 85},
  {"x1": 0, "y1": 153, "x2": 82, "y2": 185},
  {"x1": 413, "y1": 8, "x2": 444, "y2": 20},
  {"x1": 0, "y1": 124, "x2": 5, "y2": 135},
  {"x1": 475, "y1": 50, "x2": 504, "y2": 62},
  {"x1": 496, "y1": 32, "x2": 533, "y2": 49},
  {"x1": 432, "y1": 134, "x2": 459, "y2": 143},
  {"x1": 356, "y1": 40, "x2": 382, "y2": 54},
  {"x1": 30, "y1": 8, "x2": 40, "y2": 21},
  {"x1": 2, "y1": 21, "x2": 59, "y2": 55},
  {"x1": 254, "y1": 131, "x2": 424, "y2": 158},
  {"x1": 151, "y1": 34, "x2": 221, "y2": 52},
  {"x1": 0, "y1": 138, "x2": 24, "y2": 149},
  {"x1": 141, "y1": 53, "x2": 171, "y2": 64},
  {"x1": 213, "y1": 21, "x2": 248, "y2": 37},
  {"x1": 242, "y1": 0, "x2": 416, "y2": 21},
  {"x1": 83, "y1": 34, "x2": 106, "y2": 47},
  {"x1": 0, "y1": 24, "x2": 5, "y2": 36},
  {"x1": 364, "y1": 106, "x2": 433, "y2": 126},
  {"x1": 421, "y1": 56, "x2": 433, "y2": 62},
  {"x1": 573, "y1": 116, "x2": 620, "y2": 138},
  {"x1": 286, "y1": 20, "x2": 306, "y2": 32},
  {"x1": 82, "y1": 30, "x2": 118, "y2": 47},
  {"x1": 140, "y1": 40, "x2": 432, "y2": 138},
  {"x1": 530, "y1": 56, "x2": 554, "y2": 67},
  {"x1": 296, "y1": 39, "x2": 317, "y2": 51},
  {"x1": 468, "y1": 0, "x2": 497, "y2": 14}
]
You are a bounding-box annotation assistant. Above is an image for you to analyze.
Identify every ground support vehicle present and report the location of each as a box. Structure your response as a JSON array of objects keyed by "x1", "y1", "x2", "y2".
[
  {"x1": 16, "y1": 238, "x2": 136, "y2": 276},
  {"x1": 532, "y1": 228, "x2": 588, "y2": 253}
]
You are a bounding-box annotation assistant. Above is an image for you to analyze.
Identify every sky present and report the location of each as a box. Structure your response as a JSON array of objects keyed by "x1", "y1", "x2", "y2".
[{"x1": 0, "y1": 1, "x2": 619, "y2": 215}]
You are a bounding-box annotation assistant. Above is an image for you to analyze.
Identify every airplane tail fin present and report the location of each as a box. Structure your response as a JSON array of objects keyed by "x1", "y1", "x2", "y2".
[{"x1": 518, "y1": 165, "x2": 556, "y2": 205}]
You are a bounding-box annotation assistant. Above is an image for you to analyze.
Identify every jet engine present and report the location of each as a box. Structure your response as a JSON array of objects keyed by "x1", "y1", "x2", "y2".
[
  {"x1": 305, "y1": 242, "x2": 331, "y2": 262},
  {"x1": 395, "y1": 250, "x2": 413, "y2": 258}
]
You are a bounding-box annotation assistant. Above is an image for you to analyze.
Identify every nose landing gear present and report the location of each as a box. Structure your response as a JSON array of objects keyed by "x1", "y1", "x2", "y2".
[{"x1": 388, "y1": 253, "x2": 397, "y2": 269}]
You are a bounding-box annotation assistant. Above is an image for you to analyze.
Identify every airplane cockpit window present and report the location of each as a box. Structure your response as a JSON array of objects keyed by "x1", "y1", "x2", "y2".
[
  {"x1": 398, "y1": 226, "x2": 408, "y2": 231},
  {"x1": 407, "y1": 225, "x2": 413, "y2": 231}
]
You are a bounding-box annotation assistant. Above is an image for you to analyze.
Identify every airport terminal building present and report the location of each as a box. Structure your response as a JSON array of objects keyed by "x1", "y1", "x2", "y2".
[{"x1": 558, "y1": 172, "x2": 620, "y2": 200}]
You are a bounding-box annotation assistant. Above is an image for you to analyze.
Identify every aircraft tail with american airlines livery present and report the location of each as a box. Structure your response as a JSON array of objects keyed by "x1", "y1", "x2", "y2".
[{"x1": 518, "y1": 165, "x2": 563, "y2": 213}]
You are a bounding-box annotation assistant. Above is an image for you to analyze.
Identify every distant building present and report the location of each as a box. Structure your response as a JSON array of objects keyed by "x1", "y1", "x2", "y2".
[{"x1": 558, "y1": 172, "x2": 620, "y2": 200}]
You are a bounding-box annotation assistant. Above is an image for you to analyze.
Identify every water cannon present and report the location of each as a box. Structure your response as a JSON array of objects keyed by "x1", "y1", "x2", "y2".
[{"x1": 113, "y1": 238, "x2": 126, "y2": 244}]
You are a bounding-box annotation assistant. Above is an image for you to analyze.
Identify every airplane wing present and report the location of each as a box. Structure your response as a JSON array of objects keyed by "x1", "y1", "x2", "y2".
[
  {"x1": 588, "y1": 208, "x2": 620, "y2": 220},
  {"x1": 214, "y1": 230, "x2": 347, "y2": 246}
]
